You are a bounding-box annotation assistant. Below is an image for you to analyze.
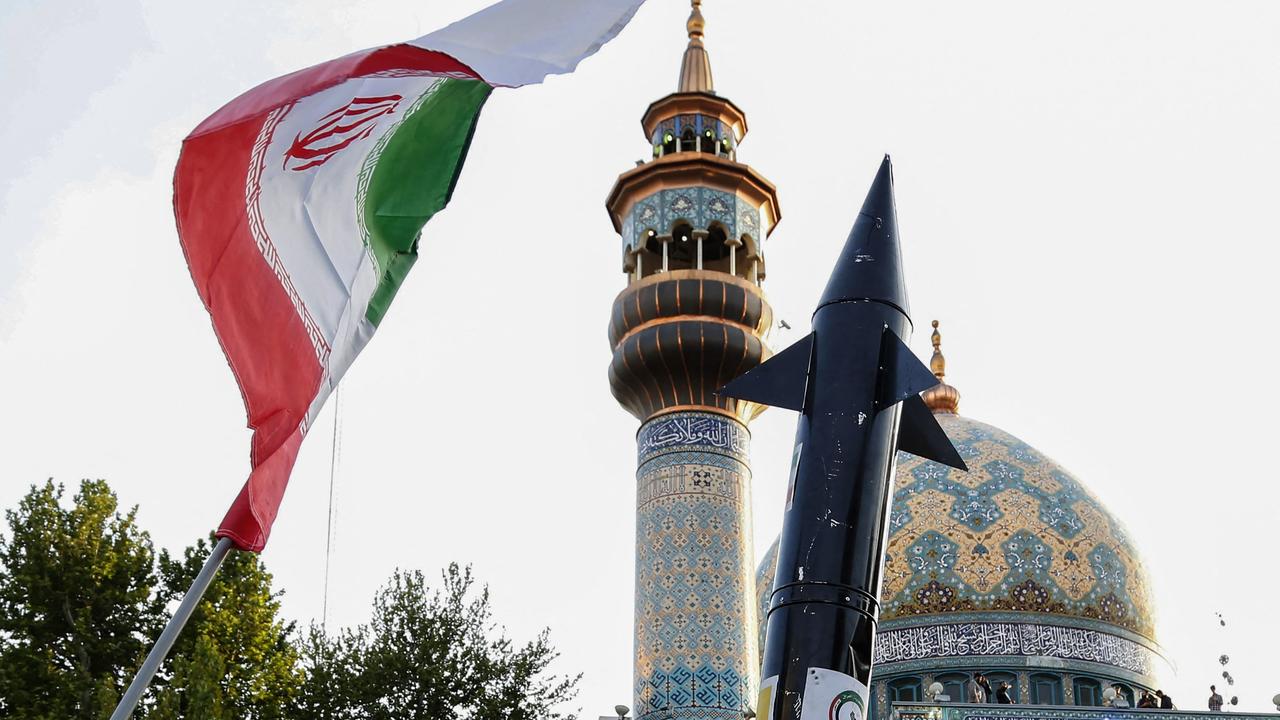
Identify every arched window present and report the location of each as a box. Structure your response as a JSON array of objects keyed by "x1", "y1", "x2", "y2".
[
  {"x1": 702, "y1": 128, "x2": 716, "y2": 154},
  {"x1": 662, "y1": 131, "x2": 677, "y2": 156},
  {"x1": 680, "y1": 128, "x2": 696, "y2": 152},
  {"x1": 1072, "y1": 677, "x2": 1102, "y2": 707},
  {"x1": 733, "y1": 234, "x2": 754, "y2": 279},
  {"x1": 670, "y1": 223, "x2": 695, "y2": 268},
  {"x1": 1111, "y1": 683, "x2": 1135, "y2": 708},
  {"x1": 888, "y1": 676, "x2": 922, "y2": 703},
  {"x1": 643, "y1": 229, "x2": 661, "y2": 255},
  {"x1": 1030, "y1": 673, "x2": 1063, "y2": 705},
  {"x1": 935, "y1": 673, "x2": 968, "y2": 704},
  {"x1": 704, "y1": 224, "x2": 729, "y2": 260},
  {"x1": 638, "y1": 229, "x2": 663, "y2": 278},
  {"x1": 986, "y1": 671, "x2": 1019, "y2": 704}
]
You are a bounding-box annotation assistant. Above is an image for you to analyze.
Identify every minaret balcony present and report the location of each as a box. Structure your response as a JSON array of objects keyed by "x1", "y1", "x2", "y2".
[
  {"x1": 608, "y1": 153, "x2": 779, "y2": 286},
  {"x1": 607, "y1": 268, "x2": 773, "y2": 423}
]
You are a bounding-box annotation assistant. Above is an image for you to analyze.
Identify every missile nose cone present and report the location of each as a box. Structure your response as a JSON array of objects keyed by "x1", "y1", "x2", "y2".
[{"x1": 818, "y1": 155, "x2": 910, "y2": 317}]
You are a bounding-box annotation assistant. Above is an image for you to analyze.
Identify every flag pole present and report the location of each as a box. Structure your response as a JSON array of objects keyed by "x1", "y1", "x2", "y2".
[{"x1": 110, "y1": 535, "x2": 235, "y2": 720}]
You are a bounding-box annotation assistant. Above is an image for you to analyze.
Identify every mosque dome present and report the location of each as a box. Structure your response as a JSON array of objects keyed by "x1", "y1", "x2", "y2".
[{"x1": 755, "y1": 323, "x2": 1168, "y2": 711}]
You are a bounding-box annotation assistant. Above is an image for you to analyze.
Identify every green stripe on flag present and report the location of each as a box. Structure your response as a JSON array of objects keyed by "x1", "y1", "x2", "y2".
[{"x1": 362, "y1": 77, "x2": 492, "y2": 326}]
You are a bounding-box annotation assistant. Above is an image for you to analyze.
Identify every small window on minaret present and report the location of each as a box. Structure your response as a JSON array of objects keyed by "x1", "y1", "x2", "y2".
[
  {"x1": 680, "y1": 128, "x2": 696, "y2": 152},
  {"x1": 706, "y1": 225, "x2": 728, "y2": 259},
  {"x1": 671, "y1": 223, "x2": 695, "y2": 268},
  {"x1": 644, "y1": 229, "x2": 660, "y2": 254},
  {"x1": 662, "y1": 132, "x2": 677, "y2": 156}
]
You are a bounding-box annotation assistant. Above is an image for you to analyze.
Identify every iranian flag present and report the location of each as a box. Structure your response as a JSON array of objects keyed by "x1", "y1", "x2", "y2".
[{"x1": 177, "y1": 0, "x2": 647, "y2": 552}]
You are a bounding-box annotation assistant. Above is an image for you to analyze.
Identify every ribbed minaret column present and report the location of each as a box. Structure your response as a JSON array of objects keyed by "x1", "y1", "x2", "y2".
[{"x1": 634, "y1": 411, "x2": 756, "y2": 720}]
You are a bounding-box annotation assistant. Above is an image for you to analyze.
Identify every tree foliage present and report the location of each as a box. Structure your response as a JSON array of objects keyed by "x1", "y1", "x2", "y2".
[
  {"x1": 0, "y1": 480, "x2": 163, "y2": 720},
  {"x1": 150, "y1": 536, "x2": 301, "y2": 719},
  {"x1": 291, "y1": 625, "x2": 363, "y2": 720},
  {"x1": 294, "y1": 564, "x2": 580, "y2": 720},
  {"x1": 151, "y1": 634, "x2": 226, "y2": 720},
  {"x1": 0, "y1": 481, "x2": 579, "y2": 720}
]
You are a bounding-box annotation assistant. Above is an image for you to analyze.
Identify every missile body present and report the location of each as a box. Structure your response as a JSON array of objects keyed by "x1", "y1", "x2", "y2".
[{"x1": 719, "y1": 157, "x2": 965, "y2": 720}]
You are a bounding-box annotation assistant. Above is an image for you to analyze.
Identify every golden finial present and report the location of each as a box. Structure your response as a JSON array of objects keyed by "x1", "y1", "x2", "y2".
[
  {"x1": 922, "y1": 319, "x2": 961, "y2": 414},
  {"x1": 687, "y1": 0, "x2": 705, "y2": 39},
  {"x1": 678, "y1": 0, "x2": 715, "y2": 93},
  {"x1": 929, "y1": 319, "x2": 946, "y2": 379}
]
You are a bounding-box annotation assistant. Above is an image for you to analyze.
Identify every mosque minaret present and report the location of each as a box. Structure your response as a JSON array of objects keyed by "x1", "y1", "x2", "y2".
[{"x1": 604, "y1": 2, "x2": 781, "y2": 718}]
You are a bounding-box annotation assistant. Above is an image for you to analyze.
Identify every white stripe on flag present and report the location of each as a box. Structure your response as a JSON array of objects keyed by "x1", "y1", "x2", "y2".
[{"x1": 414, "y1": 0, "x2": 648, "y2": 87}]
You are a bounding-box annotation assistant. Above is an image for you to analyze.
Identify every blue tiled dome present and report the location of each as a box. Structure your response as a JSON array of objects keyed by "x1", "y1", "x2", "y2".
[{"x1": 756, "y1": 413, "x2": 1160, "y2": 670}]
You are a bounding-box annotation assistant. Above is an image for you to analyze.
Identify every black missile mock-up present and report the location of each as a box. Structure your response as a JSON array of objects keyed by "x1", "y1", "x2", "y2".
[{"x1": 719, "y1": 156, "x2": 967, "y2": 720}]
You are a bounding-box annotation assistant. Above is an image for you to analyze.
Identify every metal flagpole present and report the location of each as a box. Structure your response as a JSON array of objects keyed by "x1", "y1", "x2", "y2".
[{"x1": 110, "y1": 535, "x2": 235, "y2": 720}]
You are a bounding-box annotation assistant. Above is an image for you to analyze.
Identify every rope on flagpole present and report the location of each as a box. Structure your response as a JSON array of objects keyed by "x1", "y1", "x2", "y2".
[
  {"x1": 322, "y1": 386, "x2": 343, "y2": 631},
  {"x1": 110, "y1": 535, "x2": 235, "y2": 720}
]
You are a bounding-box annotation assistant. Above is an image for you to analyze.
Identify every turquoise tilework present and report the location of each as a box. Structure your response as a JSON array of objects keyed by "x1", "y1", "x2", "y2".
[
  {"x1": 636, "y1": 412, "x2": 757, "y2": 720},
  {"x1": 753, "y1": 413, "x2": 1161, "y2": 687},
  {"x1": 623, "y1": 188, "x2": 764, "y2": 256}
]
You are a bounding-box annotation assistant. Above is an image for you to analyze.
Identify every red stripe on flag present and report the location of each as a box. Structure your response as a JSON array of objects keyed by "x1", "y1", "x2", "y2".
[
  {"x1": 217, "y1": 428, "x2": 306, "y2": 552},
  {"x1": 175, "y1": 115, "x2": 323, "y2": 552}
]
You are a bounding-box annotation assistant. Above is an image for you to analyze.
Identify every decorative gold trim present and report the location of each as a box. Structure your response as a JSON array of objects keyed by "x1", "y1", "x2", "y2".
[
  {"x1": 613, "y1": 267, "x2": 771, "y2": 297},
  {"x1": 615, "y1": 314, "x2": 763, "y2": 348},
  {"x1": 642, "y1": 403, "x2": 740, "y2": 423}
]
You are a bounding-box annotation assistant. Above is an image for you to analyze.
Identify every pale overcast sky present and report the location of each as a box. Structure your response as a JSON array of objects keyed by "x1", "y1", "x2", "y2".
[{"x1": 2, "y1": 0, "x2": 1278, "y2": 715}]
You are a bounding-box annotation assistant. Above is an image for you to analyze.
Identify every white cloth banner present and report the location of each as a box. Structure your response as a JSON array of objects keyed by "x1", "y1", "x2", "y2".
[{"x1": 415, "y1": 0, "x2": 648, "y2": 87}]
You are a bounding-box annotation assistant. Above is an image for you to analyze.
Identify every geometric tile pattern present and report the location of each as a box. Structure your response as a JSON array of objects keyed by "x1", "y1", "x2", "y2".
[
  {"x1": 621, "y1": 185, "x2": 763, "y2": 255},
  {"x1": 635, "y1": 411, "x2": 758, "y2": 720},
  {"x1": 882, "y1": 415, "x2": 1155, "y2": 639},
  {"x1": 756, "y1": 413, "x2": 1158, "y2": 675}
]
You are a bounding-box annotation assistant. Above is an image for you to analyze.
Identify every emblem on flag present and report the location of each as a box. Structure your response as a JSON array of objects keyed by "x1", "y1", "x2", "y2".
[{"x1": 283, "y1": 95, "x2": 404, "y2": 171}]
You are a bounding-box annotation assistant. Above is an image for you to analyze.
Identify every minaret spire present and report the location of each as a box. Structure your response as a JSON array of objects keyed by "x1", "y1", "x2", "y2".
[
  {"x1": 922, "y1": 319, "x2": 962, "y2": 414},
  {"x1": 678, "y1": 0, "x2": 714, "y2": 93}
]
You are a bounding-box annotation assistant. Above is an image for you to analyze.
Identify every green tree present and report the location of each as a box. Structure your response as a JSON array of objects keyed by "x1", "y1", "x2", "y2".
[
  {"x1": 0, "y1": 479, "x2": 163, "y2": 720},
  {"x1": 152, "y1": 535, "x2": 301, "y2": 719},
  {"x1": 150, "y1": 635, "x2": 226, "y2": 720},
  {"x1": 293, "y1": 564, "x2": 580, "y2": 720},
  {"x1": 291, "y1": 625, "x2": 363, "y2": 720}
]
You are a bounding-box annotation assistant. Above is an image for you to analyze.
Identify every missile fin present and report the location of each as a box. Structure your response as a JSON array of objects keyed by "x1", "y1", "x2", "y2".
[
  {"x1": 876, "y1": 328, "x2": 940, "y2": 410},
  {"x1": 715, "y1": 332, "x2": 814, "y2": 411},
  {"x1": 898, "y1": 394, "x2": 968, "y2": 470}
]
